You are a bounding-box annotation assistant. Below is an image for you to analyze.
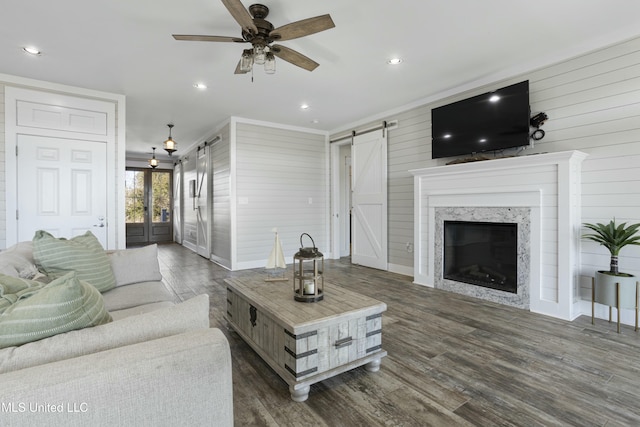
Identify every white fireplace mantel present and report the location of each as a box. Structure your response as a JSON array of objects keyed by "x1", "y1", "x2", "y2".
[{"x1": 410, "y1": 150, "x2": 588, "y2": 321}]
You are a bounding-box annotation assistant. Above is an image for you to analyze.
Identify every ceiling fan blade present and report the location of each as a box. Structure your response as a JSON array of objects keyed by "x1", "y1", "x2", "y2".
[
  {"x1": 173, "y1": 34, "x2": 246, "y2": 43},
  {"x1": 271, "y1": 45, "x2": 319, "y2": 71},
  {"x1": 234, "y1": 60, "x2": 249, "y2": 74},
  {"x1": 221, "y1": 0, "x2": 258, "y2": 34},
  {"x1": 270, "y1": 14, "x2": 335, "y2": 41}
]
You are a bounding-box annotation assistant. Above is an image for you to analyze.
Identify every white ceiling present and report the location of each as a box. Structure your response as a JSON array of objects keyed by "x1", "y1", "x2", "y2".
[{"x1": 3, "y1": 1, "x2": 640, "y2": 159}]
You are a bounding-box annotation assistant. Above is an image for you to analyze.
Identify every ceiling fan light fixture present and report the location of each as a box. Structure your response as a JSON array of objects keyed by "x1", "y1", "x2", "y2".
[
  {"x1": 264, "y1": 52, "x2": 276, "y2": 74},
  {"x1": 253, "y1": 44, "x2": 266, "y2": 65},
  {"x1": 163, "y1": 124, "x2": 177, "y2": 156},
  {"x1": 240, "y1": 49, "x2": 254, "y2": 72},
  {"x1": 149, "y1": 147, "x2": 159, "y2": 168}
]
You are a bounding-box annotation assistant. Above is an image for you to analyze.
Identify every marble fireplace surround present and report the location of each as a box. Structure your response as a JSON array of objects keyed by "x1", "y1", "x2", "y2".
[
  {"x1": 435, "y1": 206, "x2": 531, "y2": 309},
  {"x1": 410, "y1": 151, "x2": 588, "y2": 321}
]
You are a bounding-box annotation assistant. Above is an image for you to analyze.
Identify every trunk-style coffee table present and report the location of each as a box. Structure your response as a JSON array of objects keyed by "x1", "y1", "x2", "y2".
[{"x1": 224, "y1": 276, "x2": 387, "y2": 402}]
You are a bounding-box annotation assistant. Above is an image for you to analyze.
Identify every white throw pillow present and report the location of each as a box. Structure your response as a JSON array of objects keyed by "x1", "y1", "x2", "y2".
[{"x1": 109, "y1": 244, "x2": 162, "y2": 287}]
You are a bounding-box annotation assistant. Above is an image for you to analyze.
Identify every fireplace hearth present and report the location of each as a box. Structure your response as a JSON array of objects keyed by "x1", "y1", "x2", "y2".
[{"x1": 443, "y1": 221, "x2": 517, "y2": 294}]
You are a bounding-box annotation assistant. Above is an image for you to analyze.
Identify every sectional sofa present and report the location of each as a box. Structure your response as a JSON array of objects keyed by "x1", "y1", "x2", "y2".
[{"x1": 0, "y1": 237, "x2": 233, "y2": 426}]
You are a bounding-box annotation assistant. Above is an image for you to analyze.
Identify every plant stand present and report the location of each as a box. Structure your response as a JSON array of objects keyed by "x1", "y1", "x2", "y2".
[{"x1": 591, "y1": 271, "x2": 639, "y2": 333}]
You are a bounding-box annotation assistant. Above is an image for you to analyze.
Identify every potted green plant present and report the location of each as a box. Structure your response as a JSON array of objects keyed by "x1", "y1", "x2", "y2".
[
  {"x1": 583, "y1": 218, "x2": 640, "y2": 330},
  {"x1": 583, "y1": 219, "x2": 640, "y2": 274}
]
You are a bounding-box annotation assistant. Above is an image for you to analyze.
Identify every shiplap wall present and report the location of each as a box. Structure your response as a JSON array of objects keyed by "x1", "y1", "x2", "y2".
[
  {"x1": 235, "y1": 122, "x2": 328, "y2": 269},
  {"x1": 331, "y1": 36, "x2": 640, "y2": 294},
  {"x1": 211, "y1": 124, "x2": 232, "y2": 269}
]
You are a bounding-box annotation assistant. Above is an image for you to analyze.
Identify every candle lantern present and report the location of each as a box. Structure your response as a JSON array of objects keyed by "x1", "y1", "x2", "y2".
[{"x1": 293, "y1": 233, "x2": 324, "y2": 302}]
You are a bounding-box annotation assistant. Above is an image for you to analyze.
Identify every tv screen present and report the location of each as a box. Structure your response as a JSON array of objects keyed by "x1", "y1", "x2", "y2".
[{"x1": 431, "y1": 80, "x2": 530, "y2": 159}]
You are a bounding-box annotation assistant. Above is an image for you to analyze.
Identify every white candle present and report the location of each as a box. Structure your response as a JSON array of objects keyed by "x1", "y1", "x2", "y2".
[{"x1": 304, "y1": 280, "x2": 315, "y2": 295}]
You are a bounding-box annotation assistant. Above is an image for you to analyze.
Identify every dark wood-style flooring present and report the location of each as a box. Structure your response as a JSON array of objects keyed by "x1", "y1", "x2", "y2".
[{"x1": 156, "y1": 243, "x2": 640, "y2": 426}]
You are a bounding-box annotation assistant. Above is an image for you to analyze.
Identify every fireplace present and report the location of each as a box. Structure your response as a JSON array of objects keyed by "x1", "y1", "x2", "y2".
[
  {"x1": 410, "y1": 150, "x2": 588, "y2": 320},
  {"x1": 434, "y1": 206, "x2": 530, "y2": 309},
  {"x1": 443, "y1": 221, "x2": 517, "y2": 293}
]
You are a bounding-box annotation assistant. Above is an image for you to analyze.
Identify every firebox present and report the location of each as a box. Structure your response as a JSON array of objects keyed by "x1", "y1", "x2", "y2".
[{"x1": 443, "y1": 221, "x2": 517, "y2": 293}]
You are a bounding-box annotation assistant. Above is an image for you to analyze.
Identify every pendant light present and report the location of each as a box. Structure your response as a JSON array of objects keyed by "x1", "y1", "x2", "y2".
[
  {"x1": 164, "y1": 124, "x2": 177, "y2": 156},
  {"x1": 148, "y1": 147, "x2": 159, "y2": 168}
]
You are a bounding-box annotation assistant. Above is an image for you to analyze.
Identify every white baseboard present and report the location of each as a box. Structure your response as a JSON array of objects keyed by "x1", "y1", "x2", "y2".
[
  {"x1": 182, "y1": 241, "x2": 197, "y2": 253},
  {"x1": 210, "y1": 254, "x2": 231, "y2": 270},
  {"x1": 387, "y1": 263, "x2": 414, "y2": 277}
]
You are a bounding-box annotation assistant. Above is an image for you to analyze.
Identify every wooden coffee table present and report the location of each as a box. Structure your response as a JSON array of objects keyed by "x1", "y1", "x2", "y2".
[{"x1": 224, "y1": 275, "x2": 387, "y2": 402}]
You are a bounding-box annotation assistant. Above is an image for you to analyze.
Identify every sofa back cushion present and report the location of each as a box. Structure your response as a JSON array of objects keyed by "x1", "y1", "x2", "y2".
[
  {"x1": 33, "y1": 230, "x2": 116, "y2": 292},
  {"x1": 0, "y1": 272, "x2": 112, "y2": 349},
  {"x1": 0, "y1": 241, "x2": 37, "y2": 279},
  {"x1": 0, "y1": 294, "x2": 209, "y2": 374}
]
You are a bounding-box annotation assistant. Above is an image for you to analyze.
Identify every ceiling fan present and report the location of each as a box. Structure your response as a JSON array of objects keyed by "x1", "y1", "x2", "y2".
[{"x1": 173, "y1": 0, "x2": 335, "y2": 74}]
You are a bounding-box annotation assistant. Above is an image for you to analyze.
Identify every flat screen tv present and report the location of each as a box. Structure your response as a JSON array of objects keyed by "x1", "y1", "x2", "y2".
[{"x1": 431, "y1": 80, "x2": 530, "y2": 159}]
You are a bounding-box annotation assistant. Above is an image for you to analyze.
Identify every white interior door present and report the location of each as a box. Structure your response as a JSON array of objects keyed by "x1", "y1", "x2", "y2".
[
  {"x1": 196, "y1": 146, "x2": 209, "y2": 258},
  {"x1": 17, "y1": 135, "x2": 108, "y2": 247},
  {"x1": 351, "y1": 131, "x2": 388, "y2": 270}
]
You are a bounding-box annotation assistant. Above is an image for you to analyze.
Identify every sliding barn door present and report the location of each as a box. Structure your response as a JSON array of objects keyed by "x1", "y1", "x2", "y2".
[
  {"x1": 351, "y1": 131, "x2": 388, "y2": 270},
  {"x1": 195, "y1": 146, "x2": 209, "y2": 258},
  {"x1": 173, "y1": 162, "x2": 183, "y2": 244}
]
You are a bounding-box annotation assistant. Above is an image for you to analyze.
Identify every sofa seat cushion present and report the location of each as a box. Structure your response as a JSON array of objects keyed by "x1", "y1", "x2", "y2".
[
  {"x1": 101, "y1": 281, "x2": 176, "y2": 312},
  {"x1": 33, "y1": 230, "x2": 116, "y2": 292},
  {"x1": 0, "y1": 294, "x2": 210, "y2": 374},
  {"x1": 0, "y1": 272, "x2": 112, "y2": 349}
]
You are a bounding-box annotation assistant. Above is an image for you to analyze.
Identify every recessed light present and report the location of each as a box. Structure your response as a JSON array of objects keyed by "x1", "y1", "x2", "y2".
[
  {"x1": 311, "y1": 119, "x2": 320, "y2": 124},
  {"x1": 387, "y1": 58, "x2": 402, "y2": 65},
  {"x1": 193, "y1": 83, "x2": 207, "y2": 89},
  {"x1": 489, "y1": 94, "x2": 500, "y2": 102},
  {"x1": 23, "y1": 46, "x2": 41, "y2": 56},
  {"x1": 300, "y1": 103, "x2": 310, "y2": 110}
]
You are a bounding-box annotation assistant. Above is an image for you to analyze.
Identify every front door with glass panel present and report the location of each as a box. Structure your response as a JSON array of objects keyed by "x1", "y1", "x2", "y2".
[{"x1": 125, "y1": 168, "x2": 173, "y2": 245}]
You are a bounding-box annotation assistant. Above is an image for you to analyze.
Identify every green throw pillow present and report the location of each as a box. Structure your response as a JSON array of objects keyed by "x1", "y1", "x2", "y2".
[
  {"x1": 0, "y1": 274, "x2": 45, "y2": 315},
  {"x1": 0, "y1": 272, "x2": 112, "y2": 349},
  {"x1": 33, "y1": 230, "x2": 116, "y2": 292}
]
